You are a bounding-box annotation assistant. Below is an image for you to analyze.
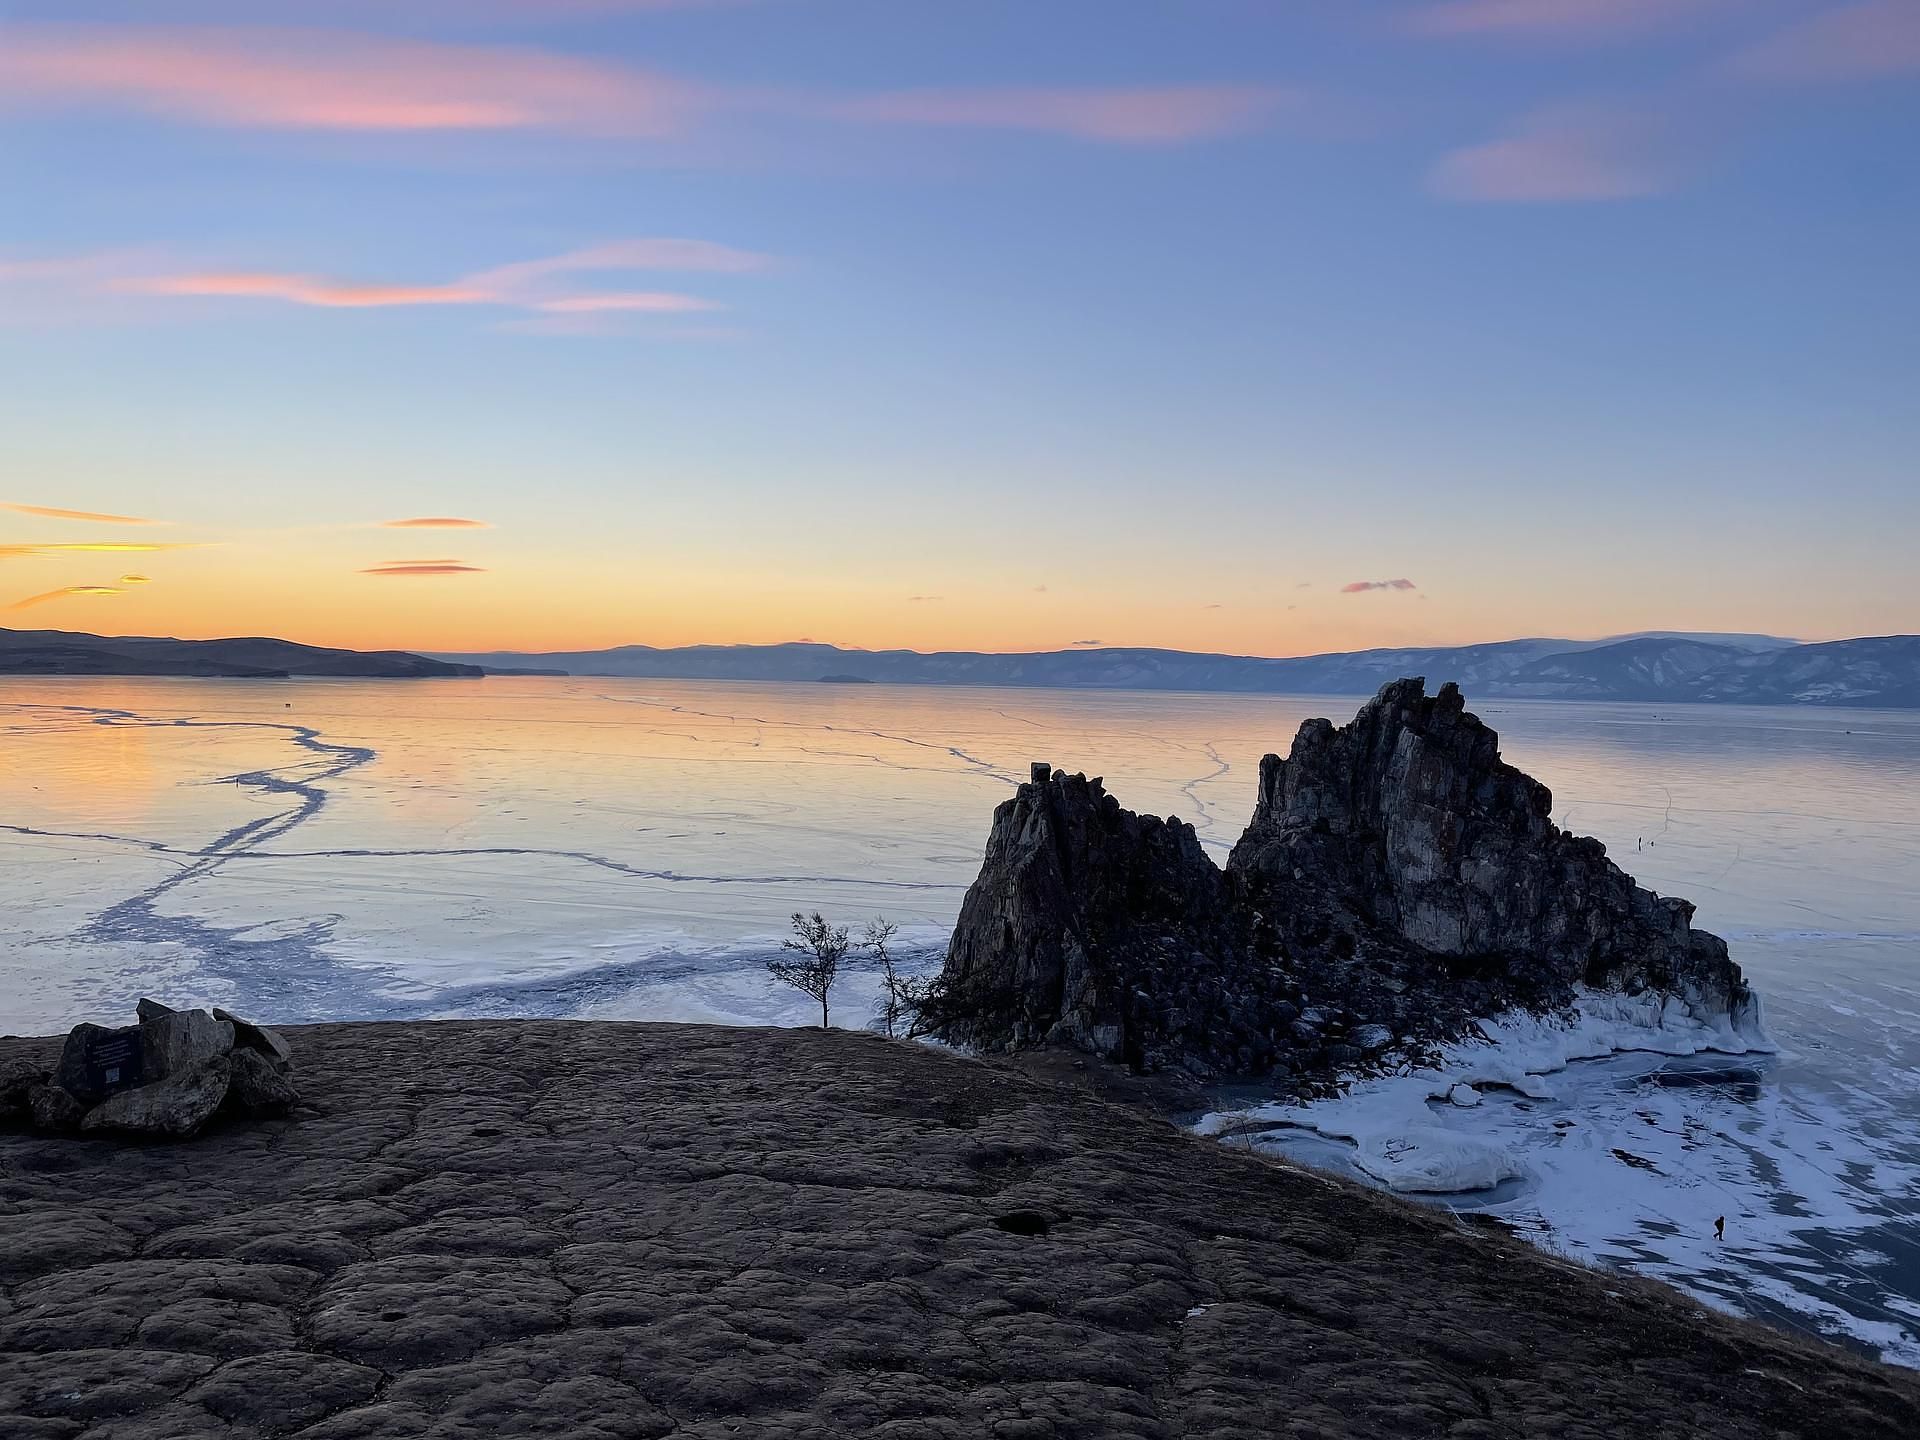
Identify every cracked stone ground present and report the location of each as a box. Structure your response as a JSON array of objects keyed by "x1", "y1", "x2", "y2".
[{"x1": 2, "y1": 1022, "x2": 1917, "y2": 1439}]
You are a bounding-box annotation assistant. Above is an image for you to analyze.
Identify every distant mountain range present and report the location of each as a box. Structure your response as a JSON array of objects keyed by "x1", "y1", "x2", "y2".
[
  {"x1": 0, "y1": 626, "x2": 481, "y2": 679},
  {"x1": 438, "y1": 631, "x2": 1920, "y2": 707},
  {"x1": 6, "y1": 625, "x2": 1913, "y2": 705}
]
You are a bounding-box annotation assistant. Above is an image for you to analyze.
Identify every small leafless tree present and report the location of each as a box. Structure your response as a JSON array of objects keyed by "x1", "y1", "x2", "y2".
[
  {"x1": 769, "y1": 911, "x2": 849, "y2": 1028},
  {"x1": 865, "y1": 916, "x2": 940, "y2": 1039}
]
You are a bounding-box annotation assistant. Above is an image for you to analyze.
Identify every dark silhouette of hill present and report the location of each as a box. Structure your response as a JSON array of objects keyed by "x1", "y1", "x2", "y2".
[{"x1": 0, "y1": 626, "x2": 482, "y2": 679}]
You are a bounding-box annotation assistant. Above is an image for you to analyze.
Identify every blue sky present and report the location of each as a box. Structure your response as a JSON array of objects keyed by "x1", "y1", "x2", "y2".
[{"x1": 1, "y1": 0, "x2": 1915, "y2": 654}]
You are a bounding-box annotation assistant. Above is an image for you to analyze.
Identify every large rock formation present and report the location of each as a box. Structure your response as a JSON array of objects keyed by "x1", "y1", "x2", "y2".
[
  {"x1": 929, "y1": 680, "x2": 1760, "y2": 1081},
  {"x1": 1230, "y1": 678, "x2": 1756, "y2": 1026},
  {"x1": 5, "y1": 999, "x2": 298, "y2": 1139},
  {"x1": 929, "y1": 765, "x2": 1267, "y2": 1075}
]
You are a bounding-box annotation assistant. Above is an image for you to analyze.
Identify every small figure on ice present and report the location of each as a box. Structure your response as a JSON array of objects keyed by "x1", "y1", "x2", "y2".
[{"x1": 1714, "y1": 1215, "x2": 1726, "y2": 1241}]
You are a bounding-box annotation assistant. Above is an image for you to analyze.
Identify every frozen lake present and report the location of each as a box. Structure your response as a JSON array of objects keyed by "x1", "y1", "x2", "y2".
[{"x1": 3, "y1": 675, "x2": 1918, "y2": 1363}]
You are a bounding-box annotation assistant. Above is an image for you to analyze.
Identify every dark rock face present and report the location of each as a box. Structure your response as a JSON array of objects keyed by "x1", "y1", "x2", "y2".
[
  {"x1": 926, "y1": 768, "x2": 1263, "y2": 1074},
  {"x1": 83, "y1": 1057, "x2": 233, "y2": 1139},
  {"x1": 141, "y1": 1010, "x2": 236, "y2": 1083},
  {"x1": 26, "y1": 1083, "x2": 86, "y2": 1132},
  {"x1": 1230, "y1": 677, "x2": 1758, "y2": 1028},
  {"x1": 12, "y1": 1001, "x2": 297, "y2": 1141},
  {"x1": 931, "y1": 678, "x2": 1760, "y2": 1081}
]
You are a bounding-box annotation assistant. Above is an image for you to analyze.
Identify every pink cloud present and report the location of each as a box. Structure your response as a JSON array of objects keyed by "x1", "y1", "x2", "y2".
[
  {"x1": 0, "y1": 24, "x2": 699, "y2": 136},
  {"x1": 467, "y1": 239, "x2": 773, "y2": 298},
  {"x1": 6, "y1": 584, "x2": 126, "y2": 611},
  {"x1": 1408, "y1": 0, "x2": 1727, "y2": 38},
  {"x1": 1429, "y1": 106, "x2": 1675, "y2": 202},
  {"x1": 827, "y1": 85, "x2": 1296, "y2": 144},
  {"x1": 1726, "y1": 2, "x2": 1920, "y2": 83},
  {"x1": 0, "y1": 25, "x2": 1303, "y2": 151},
  {"x1": 385, "y1": 517, "x2": 491, "y2": 529},
  {"x1": 361, "y1": 561, "x2": 487, "y2": 576},
  {"x1": 121, "y1": 272, "x2": 491, "y2": 308},
  {"x1": 1341, "y1": 579, "x2": 1418, "y2": 593},
  {"x1": 2, "y1": 502, "x2": 155, "y2": 524},
  {"x1": 536, "y1": 292, "x2": 720, "y2": 314},
  {"x1": 96, "y1": 243, "x2": 735, "y2": 320}
]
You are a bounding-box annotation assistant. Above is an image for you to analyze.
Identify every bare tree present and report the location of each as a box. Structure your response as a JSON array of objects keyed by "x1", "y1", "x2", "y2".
[
  {"x1": 769, "y1": 911, "x2": 849, "y2": 1028},
  {"x1": 865, "y1": 916, "x2": 941, "y2": 1039},
  {"x1": 865, "y1": 917, "x2": 908, "y2": 1038}
]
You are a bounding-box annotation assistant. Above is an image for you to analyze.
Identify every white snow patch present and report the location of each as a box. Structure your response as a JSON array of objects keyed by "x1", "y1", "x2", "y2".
[{"x1": 1354, "y1": 1126, "x2": 1524, "y2": 1193}]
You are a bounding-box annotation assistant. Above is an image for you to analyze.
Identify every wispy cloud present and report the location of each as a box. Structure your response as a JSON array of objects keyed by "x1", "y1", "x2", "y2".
[
  {"x1": 1070, "y1": 638, "x2": 1104, "y2": 647},
  {"x1": 1429, "y1": 105, "x2": 1676, "y2": 202},
  {"x1": 467, "y1": 239, "x2": 773, "y2": 291},
  {"x1": 0, "y1": 25, "x2": 1304, "y2": 150},
  {"x1": 119, "y1": 574, "x2": 151, "y2": 584},
  {"x1": 16, "y1": 239, "x2": 750, "y2": 325},
  {"x1": 1726, "y1": 1, "x2": 1920, "y2": 84},
  {"x1": 384, "y1": 517, "x2": 491, "y2": 529},
  {"x1": 2, "y1": 502, "x2": 156, "y2": 524},
  {"x1": 0, "y1": 25, "x2": 697, "y2": 136},
  {"x1": 830, "y1": 86, "x2": 1294, "y2": 144},
  {"x1": 361, "y1": 560, "x2": 487, "y2": 576},
  {"x1": 907, "y1": 595, "x2": 943, "y2": 603},
  {"x1": 1341, "y1": 578, "x2": 1418, "y2": 593},
  {"x1": 122, "y1": 272, "x2": 491, "y2": 308},
  {"x1": 1407, "y1": 0, "x2": 1728, "y2": 39},
  {"x1": 0, "y1": 542, "x2": 194, "y2": 560},
  {"x1": 6, "y1": 584, "x2": 126, "y2": 611},
  {"x1": 536, "y1": 292, "x2": 718, "y2": 314}
]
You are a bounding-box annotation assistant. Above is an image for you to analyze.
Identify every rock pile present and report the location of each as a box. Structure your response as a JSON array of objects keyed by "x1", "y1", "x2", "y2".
[
  {"x1": 1, "y1": 998, "x2": 296, "y2": 1139},
  {"x1": 928, "y1": 678, "x2": 1761, "y2": 1082}
]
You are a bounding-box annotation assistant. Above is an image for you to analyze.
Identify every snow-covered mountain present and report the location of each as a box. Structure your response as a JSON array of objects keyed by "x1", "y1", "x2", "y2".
[{"x1": 437, "y1": 633, "x2": 1920, "y2": 707}]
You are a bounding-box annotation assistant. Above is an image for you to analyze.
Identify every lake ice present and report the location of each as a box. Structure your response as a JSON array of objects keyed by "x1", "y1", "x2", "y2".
[{"x1": 3, "y1": 675, "x2": 1917, "y2": 1364}]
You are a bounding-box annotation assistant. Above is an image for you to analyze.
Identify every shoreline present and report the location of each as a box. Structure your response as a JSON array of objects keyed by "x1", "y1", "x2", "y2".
[{"x1": 4, "y1": 1019, "x2": 1919, "y2": 1437}]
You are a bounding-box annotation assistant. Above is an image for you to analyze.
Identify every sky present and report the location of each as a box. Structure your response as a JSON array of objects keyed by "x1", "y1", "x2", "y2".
[{"x1": 1, "y1": 0, "x2": 1915, "y2": 658}]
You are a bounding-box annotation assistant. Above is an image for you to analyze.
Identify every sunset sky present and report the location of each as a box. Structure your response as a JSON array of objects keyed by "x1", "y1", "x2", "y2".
[{"x1": 2, "y1": 1, "x2": 1915, "y2": 656}]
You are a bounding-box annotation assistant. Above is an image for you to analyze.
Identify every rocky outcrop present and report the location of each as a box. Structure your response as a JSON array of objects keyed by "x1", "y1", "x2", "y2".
[
  {"x1": 927, "y1": 765, "x2": 1265, "y2": 1074},
  {"x1": 1229, "y1": 678, "x2": 1758, "y2": 1030},
  {"x1": 9, "y1": 999, "x2": 297, "y2": 1140},
  {"x1": 930, "y1": 680, "x2": 1760, "y2": 1081}
]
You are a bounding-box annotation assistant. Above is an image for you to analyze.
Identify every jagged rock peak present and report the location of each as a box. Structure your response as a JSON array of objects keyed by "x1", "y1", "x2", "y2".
[
  {"x1": 1228, "y1": 678, "x2": 1755, "y2": 1026},
  {"x1": 924, "y1": 765, "x2": 1260, "y2": 1073}
]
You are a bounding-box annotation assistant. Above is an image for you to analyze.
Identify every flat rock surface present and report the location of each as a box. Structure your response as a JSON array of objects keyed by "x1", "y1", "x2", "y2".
[{"x1": 2, "y1": 1021, "x2": 1917, "y2": 1439}]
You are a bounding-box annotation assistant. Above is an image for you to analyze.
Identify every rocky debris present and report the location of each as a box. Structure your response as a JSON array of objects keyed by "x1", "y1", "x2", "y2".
[
  {"x1": 7, "y1": 1000, "x2": 297, "y2": 1141},
  {"x1": 0, "y1": 1019, "x2": 1913, "y2": 1438},
  {"x1": 931, "y1": 678, "x2": 1760, "y2": 1083}
]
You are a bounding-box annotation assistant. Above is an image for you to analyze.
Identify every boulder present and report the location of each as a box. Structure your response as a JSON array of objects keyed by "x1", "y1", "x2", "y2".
[
  {"x1": 226, "y1": 1047, "x2": 299, "y2": 1114},
  {"x1": 82, "y1": 1056, "x2": 233, "y2": 1140},
  {"x1": 141, "y1": 1009, "x2": 235, "y2": 1083},
  {"x1": 54, "y1": 1022, "x2": 147, "y2": 1104},
  {"x1": 215, "y1": 1008, "x2": 294, "y2": 1069},
  {"x1": 136, "y1": 996, "x2": 176, "y2": 1022},
  {"x1": 1, "y1": 1058, "x2": 47, "y2": 1118},
  {"x1": 28, "y1": 1082, "x2": 87, "y2": 1132}
]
